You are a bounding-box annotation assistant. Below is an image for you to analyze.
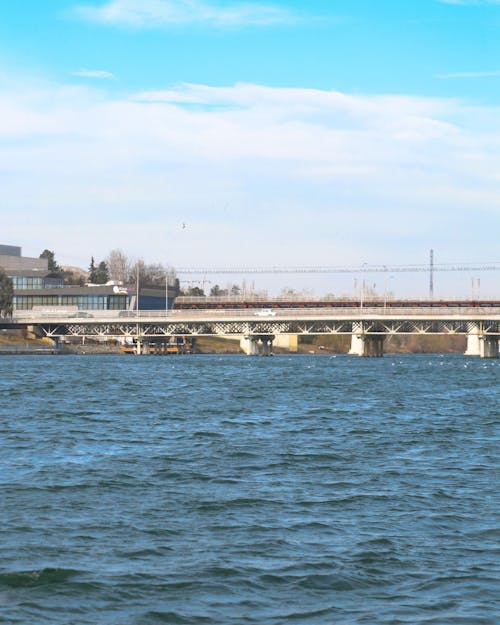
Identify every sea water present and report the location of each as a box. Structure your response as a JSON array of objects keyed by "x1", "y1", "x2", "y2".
[{"x1": 1, "y1": 354, "x2": 499, "y2": 624}]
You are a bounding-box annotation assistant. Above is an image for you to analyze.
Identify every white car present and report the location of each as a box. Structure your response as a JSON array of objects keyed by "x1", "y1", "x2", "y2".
[{"x1": 254, "y1": 309, "x2": 276, "y2": 317}]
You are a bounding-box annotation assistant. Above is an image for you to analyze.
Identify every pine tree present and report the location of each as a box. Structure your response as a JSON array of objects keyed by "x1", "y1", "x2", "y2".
[
  {"x1": 95, "y1": 261, "x2": 109, "y2": 284},
  {"x1": 39, "y1": 249, "x2": 62, "y2": 276},
  {"x1": 88, "y1": 257, "x2": 97, "y2": 283}
]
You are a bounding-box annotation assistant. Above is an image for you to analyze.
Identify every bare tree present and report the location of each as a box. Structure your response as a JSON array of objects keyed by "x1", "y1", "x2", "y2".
[
  {"x1": 106, "y1": 249, "x2": 131, "y2": 284},
  {"x1": 128, "y1": 258, "x2": 177, "y2": 288}
]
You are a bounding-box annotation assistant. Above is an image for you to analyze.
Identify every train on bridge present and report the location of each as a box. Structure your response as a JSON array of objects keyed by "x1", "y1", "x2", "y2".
[{"x1": 173, "y1": 296, "x2": 500, "y2": 310}]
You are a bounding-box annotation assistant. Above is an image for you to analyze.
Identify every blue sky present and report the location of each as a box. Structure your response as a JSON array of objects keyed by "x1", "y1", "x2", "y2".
[
  {"x1": 1, "y1": 0, "x2": 499, "y2": 295},
  {"x1": 2, "y1": 0, "x2": 500, "y2": 98}
]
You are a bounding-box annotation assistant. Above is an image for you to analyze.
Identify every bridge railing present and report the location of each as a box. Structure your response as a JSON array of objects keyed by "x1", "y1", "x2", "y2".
[
  {"x1": 10, "y1": 306, "x2": 500, "y2": 322},
  {"x1": 175, "y1": 295, "x2": 500, "y2": 304}
]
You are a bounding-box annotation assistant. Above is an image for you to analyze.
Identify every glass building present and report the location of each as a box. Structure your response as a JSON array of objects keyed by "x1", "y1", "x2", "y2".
[
  {"x1": 2, "y1": 244, "x2": 174, "y2": 311},
  {"x1": 12, "y1": 287, "x2": 129, "y2": 311}
]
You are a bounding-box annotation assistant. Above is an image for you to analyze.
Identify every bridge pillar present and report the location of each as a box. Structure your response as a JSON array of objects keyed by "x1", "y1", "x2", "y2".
[
  {"x1": 366, "y1": 335, "x2": 385, "y2": 357},
  {"x1": 240, "y1": 336, "x2": 259, "y2": 355},
  {"x1": 348, "y1": 322, "x2": 364, "y2": 356},
  {"x1": 260, "y1": 335, "x2": 275, "y2": 356},
  {"x1": 481, "y1": 336, "x2": 499, "y2": 359},
  {"x1": 465, "y1": 324, "x2": 499, "y2": 358},
  {"x1": 240, "y1": 335, "x2": 274, "y2": 356},
  {"x1": 464, "y1": 323, "x2": 481, "y2": 356},
  {"x1": 135, "y1": 339, "x2": 150, "y2": 355},
  {"x1": 349, "y1": 323, "x2": 384, "y2": 357}
]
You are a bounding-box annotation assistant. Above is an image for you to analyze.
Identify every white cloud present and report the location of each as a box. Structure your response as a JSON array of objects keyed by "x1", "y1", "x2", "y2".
[
  {"x1": 72, "y1": 68, "x2": 115, "y2": 79},
  {"x1": 74, "y1": 0, "x2": 296, "y2": 28},
  {"x1": 0, "y1": 79, "x2": 499, "y2": 292},
  {"x1": 436, "y1": 70, "x2": 500, "y2": 79},
  {"x1": 438, "y1": 1, "x2": 500, "y2": 5}
]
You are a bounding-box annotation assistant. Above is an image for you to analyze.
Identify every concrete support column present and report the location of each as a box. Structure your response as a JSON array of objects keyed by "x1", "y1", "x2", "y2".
[
  {"x1": 240, "y1": 335, "x2": 274, "y2": 356},
  {"x1": 260, "y1": 335, "x2": 275, "y2": 356},
  {"x1": 349, "y1": 323, "x2": 385, "y2": 357},
  {"x1": 465, "y1": 323, "x2": 499, "y2": 358},
  {"x1": 349, "y1": 322, "x2": 364, "y2": 356},
  {"x1": 465, "y1": 323, "x2": 481, "y2": 356},
  {"x1": 135, "y1": 339, "x2": 150, "y2": 355},
  {"x1": 364, "y1": 335, "x2": 385, "y2": 357},
  {"x1": 481, "y1": 336, "x2": 499, "y2": 359},
  {"x1": 240, "y1": 335, "x2": 259, "y2": 355}
]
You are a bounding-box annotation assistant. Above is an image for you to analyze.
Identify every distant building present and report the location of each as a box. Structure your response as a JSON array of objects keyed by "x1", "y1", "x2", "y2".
[
  {"x1": 0, "y1": 245, "x2": 173, "y2": 311},
  {"x1": 0, "y1": 245, "x2": 50, "y2": 275}
]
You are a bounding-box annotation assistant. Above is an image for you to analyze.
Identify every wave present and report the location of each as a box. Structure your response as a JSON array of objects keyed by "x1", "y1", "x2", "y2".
[
  {"x1": 0, "y1": 567, "x2": 81, "y2": 588},
  {"x1": 140, "y1": 611, "x2": 215, "y2": 624}
]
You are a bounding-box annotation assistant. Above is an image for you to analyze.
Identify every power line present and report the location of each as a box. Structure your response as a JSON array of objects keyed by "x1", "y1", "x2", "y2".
[
  {"x1": 176, "y1": 262, "x2": 500, "y2": 275},
  {"x1": 429, "y1": 249, "x2": 434, "y2": 298}
]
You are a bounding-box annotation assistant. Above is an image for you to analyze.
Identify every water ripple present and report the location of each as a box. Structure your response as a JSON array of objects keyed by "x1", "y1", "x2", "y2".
[{"x1": 0, "y1": 354, "x2": 498, "y2": 624}]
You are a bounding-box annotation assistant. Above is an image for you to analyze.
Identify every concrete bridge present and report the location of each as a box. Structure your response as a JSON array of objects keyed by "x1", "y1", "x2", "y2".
[{"x1": 3, "y1": 303, "x2": 500, "y2": 357}]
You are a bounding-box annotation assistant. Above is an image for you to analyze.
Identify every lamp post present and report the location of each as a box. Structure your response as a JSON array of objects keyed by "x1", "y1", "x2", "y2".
[
  {"x1": 360, "y1": 263, "x2": 367, "y2": 311},
  {"x1": 136, "y1": 263, "x2": 139, "y2": 314},
  {"x1": 384, "y1": 272, "x2": 394, "y2": 312},
  {"x1": 165, "y1": 274, "x2": 169, "y2": 317},
  {"x1": 135, "y1": 262, "x2": 140, "y2": 355}
]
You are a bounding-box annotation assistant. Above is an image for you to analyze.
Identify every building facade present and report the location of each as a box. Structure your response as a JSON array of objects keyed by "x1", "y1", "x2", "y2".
[{"x1": 1, "y1": 245, "x2": 174, "y2": 311}]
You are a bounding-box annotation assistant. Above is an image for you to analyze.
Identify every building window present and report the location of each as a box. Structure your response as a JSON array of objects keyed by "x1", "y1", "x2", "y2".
[{"x1": 10, "y1": 276, "x2": 45, "y2": 290}]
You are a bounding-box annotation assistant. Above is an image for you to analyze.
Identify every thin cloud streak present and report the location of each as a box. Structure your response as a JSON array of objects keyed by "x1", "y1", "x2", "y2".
[
  {"x1": 72, "y1": 68, "x2": 115, "y2": 79},
  {"x1": 74, "y1": 0, "x2": 297, "y2": 28},
  {"x1": 438, "y1": 1, "x2": 500, "y2": 5},
  {"x1": 436, "y1": 70, "x2": 500, "y2": 79}
]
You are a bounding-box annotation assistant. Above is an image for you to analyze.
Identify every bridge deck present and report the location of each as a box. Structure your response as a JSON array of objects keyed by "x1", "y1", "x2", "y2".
[
  {"x1": 9, "y1": 305, "x2": 500, "y2": 323},
  {"x1": 2, "y1": 307, "x2": 498, "y2": 341}
]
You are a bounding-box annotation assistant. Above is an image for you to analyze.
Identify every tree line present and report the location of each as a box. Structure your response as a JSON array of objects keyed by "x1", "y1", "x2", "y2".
[
  {"x1": 0, "y1": 248, "x2": 248, "y2": 315},
  {"x1": 38, "y1": 248, "x2": 242, "y2": 296},
  {"x1": 39, "y1": 248, "x2": 179, "y2": 289}
]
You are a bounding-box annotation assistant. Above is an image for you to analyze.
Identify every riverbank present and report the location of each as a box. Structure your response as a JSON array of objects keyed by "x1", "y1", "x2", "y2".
[
  {"x1": 0, "y1": 331, "x2": 60, "y2": 354},
  {"x1": 297, "y1": 333, "x2": 466, "y2": 354},
  {"x1": 0, "y1": 331, "x2": 468, "y2": 355}
]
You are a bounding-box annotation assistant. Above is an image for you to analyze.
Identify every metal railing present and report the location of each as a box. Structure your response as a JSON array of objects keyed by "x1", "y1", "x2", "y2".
[
  {"x1": 10, "y1": 306, "x2": 500, "y2": 322},
  {"x1": 175, "y1": 294, "x2": 500, "y2": 304}
]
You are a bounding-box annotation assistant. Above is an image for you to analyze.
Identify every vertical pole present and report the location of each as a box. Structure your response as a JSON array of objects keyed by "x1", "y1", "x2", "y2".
[
  {"x1": 360, "y1": 264, "x2": 366, "y2": 310},
  {"x1": 136, "y1": 264, "x2": 139, "y2": 314},
  {"x1": 165, "y1": 274, "x2": 168, "y2": 316},
  {"x1": 135, "y1": 264, "x2": 141, "y2": 350},
  {"x1": 383, "y1": 267, "x2": 387, "y2": 312},
  {"x1": 429, "y1": 249, "x2": 434, "y2": 299}
]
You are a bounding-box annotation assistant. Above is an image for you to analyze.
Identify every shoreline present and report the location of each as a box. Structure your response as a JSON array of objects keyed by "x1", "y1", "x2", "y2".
[{"x1": 0, "y1": 331, "x2": 469, "y2": 356}]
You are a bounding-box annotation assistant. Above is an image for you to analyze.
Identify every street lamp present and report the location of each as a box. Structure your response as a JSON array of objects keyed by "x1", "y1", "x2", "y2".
[
  {"x1": 384, "y1": 272, "x2": 394, "y2": 311},
  {"x1": 136, "y1": 263, "x2": 139, "y2": 314},
  {"x1": 165, "y1": 274, "x2": 169, "y2": 317},
  {"x1": 360, "y1": 262, "x2": 367, "y2": 311}
]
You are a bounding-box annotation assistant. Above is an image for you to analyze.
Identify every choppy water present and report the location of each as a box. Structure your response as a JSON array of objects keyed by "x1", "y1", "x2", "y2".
[{"x1": 1, "y1": 354, "x2": 499, "y2": 624}]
